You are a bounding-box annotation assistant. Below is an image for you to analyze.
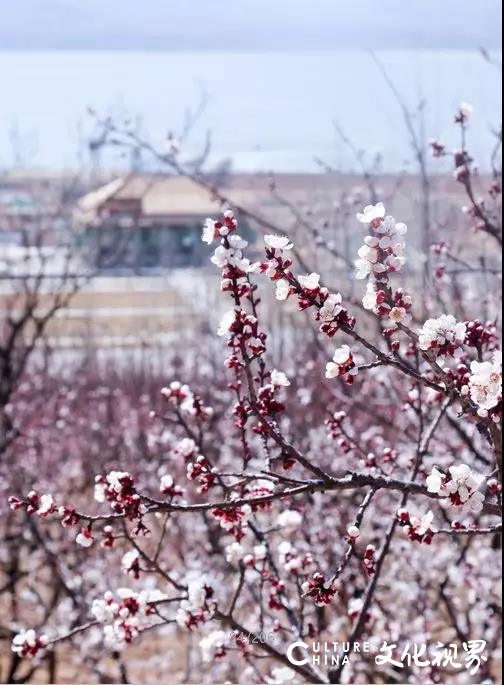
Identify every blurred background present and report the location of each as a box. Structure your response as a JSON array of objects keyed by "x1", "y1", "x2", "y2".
[
  {"x1": 0, "y1": 0, "x2": 502, "y2": 171},
  {"x1": 0, "y1": 0, "x2": 501, "y2": 358},
  {"x1": 0, "y1": 3, "x2": 502, "y2": 683}
]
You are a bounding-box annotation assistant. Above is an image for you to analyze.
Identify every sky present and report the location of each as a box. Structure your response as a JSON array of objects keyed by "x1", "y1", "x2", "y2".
[{"x1": 0, "y1": 0, "x2": 501, "y2": 50}]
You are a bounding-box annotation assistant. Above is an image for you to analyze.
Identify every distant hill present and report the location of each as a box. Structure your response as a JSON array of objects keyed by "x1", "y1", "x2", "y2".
[{"x1": 0, "y1": 0, "x2": 501, "y2": 50}]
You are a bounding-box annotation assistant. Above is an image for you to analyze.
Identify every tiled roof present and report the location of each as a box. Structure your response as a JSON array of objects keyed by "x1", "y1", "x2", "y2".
[{"x1": 75, "y1": 174, "x2": 264, "y2": 224}]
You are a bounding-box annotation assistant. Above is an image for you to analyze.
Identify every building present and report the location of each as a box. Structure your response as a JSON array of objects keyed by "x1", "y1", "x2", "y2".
[
  {"x1": 1, "y1": 173, "x2": 261, "y2": 353},
  {"x1": 74, "y1": 174, "x2": 254, "y2": 273}
]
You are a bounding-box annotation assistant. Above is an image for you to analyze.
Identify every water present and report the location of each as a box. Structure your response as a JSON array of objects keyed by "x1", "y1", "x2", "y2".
[{"x1": 0, "y1": 50, "x2": 501, "y2": 172}]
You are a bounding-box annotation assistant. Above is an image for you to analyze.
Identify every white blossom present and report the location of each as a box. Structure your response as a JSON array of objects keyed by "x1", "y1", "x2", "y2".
[
  {"x1": 357, "y1": 244, "x2": 379, "y2": 264},
  {"x1": 426, "y1": 464, "x2": 485, "y2": 513},
  {"x1": 460, "y1": 101, "x2": 473, "y2": 118},
  {"x1": 160, "y1": 474, "x2": 174, "y2": 490},
  {"x1": 225, "y1": 542, "x2": 245, "y2": 565},
  {"x1": 333, "y1": 345, "x2": 352, "y2": 365},
  {"x1": 200, "y1": 630, "x2": 227, "y2": 662},
  {"x1": 356, "y1": 202, "x2": 386, "y2": 224},
  {"x1": 380, "y1": 217, "x2": 405, "y2": 237},
  {"x1": 325, "y1": 345, "x2": 357, "y2": 379},
  {"x1": 37, "y1": 494, "x2": 55, "y2": 516},
  {"x1": 187, "y1": 580, "x2": 207, "y2": 610},
  {"x1": 417, "y1": 315, "x2": 466, "y2": 352},
  {"x1": 11, "y1": 629, "x2": 47, "y2": 657},
  {"x1": 210, "y1": 245, "x2": 230, "y2": 268},
  {"x1": 75, "y1": 529, "x2": 94, "y2": 547},
  {"x1": 270, "y1": 369, "x2": 290, "y2": 387},
  {"x1": 184, "y1": 570, "x2": 214, "y2": 612},
  {"x1": 228, "y1": 235, "x2": 248, "y2": 249},
  {"x1": 354, "y1": 257, "x2": 386, "y2": 280},
  {"x1": 389, "y1": 306, "x2": 410, "y2": 325},
  {"x1": 409, "y1": 510, "x2": 436, "y2": 536},
  {"x1": 319, "y1": 292, "x2": 343, "y2": 320},
  {"x1": 94, "y1": 482, "x2": 106, "y2": 502},
  {"x1": 446, "y1": 464, "x2": 483, "y2": 503},
  {"x1": 172, "y1": 438, "x2": 197, "y2": 458},
  {"x1": 362, "y1": 282, "x2": 379, "y2": 310},
  {"x1": 217, "y1": 309, "x2": 236, "y2": 336},
  {"x1": 264, "y1": 234, "x2": 293, "y2": 251},
  {"x1": 463, "y1": 490, "x2": 485, "y2": 514},
  {"x1": 210, "y1": 241, "x2": 252, "y2": 272},
  {"x1": 253, "y1": 544, "x2": 267, "y2": 561},
  {"x1": 325, "y1": 362, "x2": 339, "y2": 379},
  {"x1": 267, "y1": 666, "x2": 297, "y2": 684},
  {"x1": 91, "y1": 592, "x2": 117, "y2": 623},
  {"x1": 354, "y1": 210, "x2": 407, "y2": 281},
  {"x1": 275, "y1": 279, "x2": 291, "y2": 301},
  {"x1": 202, "y1": 218, "x2": 217, "y2": 244},
  {"x1": 121, "y1": 549, "x2": 140, "y2": 574},
  {"x1": 278, "y1": 540, "x2": 294, "y2": 562},
  {"x1": 91, "y1": 588, "x2": 165, "y2": 650},
  {"x1": 468, "y1": 352, "x2": 502, "y2": 412},
  {"x1": 103, "y1": 471, "x2": 130, "y2": 494},
  {"x1": 426, "y1": 467, "x2": 444, "y2": 494},
  {"x1": 298, "y1": 272, "x2": 320, "y2": 290},
  {"x1": 276, "y1": 510, "x2": 303, "y2": 528}
]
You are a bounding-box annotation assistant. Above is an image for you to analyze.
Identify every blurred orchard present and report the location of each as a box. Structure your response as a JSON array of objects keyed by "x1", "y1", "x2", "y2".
[{"x1": 0, "y1": 101, "x2": 502, "y2": 685}]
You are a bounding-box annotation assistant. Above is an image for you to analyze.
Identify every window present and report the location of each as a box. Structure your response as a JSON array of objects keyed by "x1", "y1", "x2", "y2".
[
  {"x1": 138, "y1": 227, "x2": 161, "y2": 267},
  {"x1": 178, "y1": 226, "x2": 199, "y2": 252},
  {"x1": 87, "y1": 226, "x2": 132, "y2": 269}
]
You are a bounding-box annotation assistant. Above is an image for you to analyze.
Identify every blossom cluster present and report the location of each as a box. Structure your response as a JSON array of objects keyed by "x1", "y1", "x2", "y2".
[
  {"x1": 362, "y1": 283, "x2": 412, "y2": 327},
  {"x1": 301, "y1": 572, "x2": 337, "y2": 606},
  {"x1": 199, "y1": 630, "x2": 228, "y2": 663},
  {"x1": 176, "y1": 572, "x2": 217, "y2": 630},
  {"x1": 397, "y1": 509, "x2": 436, "y2": 545},
  {"x1": 426, "y1": 464, "x2": 485, "y2": 513},
  {"x1": 94, "y1": 470, "x2": 146, "y2": 520},
  {"x1": 355, "y1": 203, "x2": 407, "y2": 281},
  {"x1": 259, "y1": 235, "x2": 355, "y2": 338},
  {"x1": 417, "y1": 314, "x2": 467, "y2": 355},
  {"x1": 355, "y1": 203, "x2": 414, "y2": 331},
  {"x1": 212, "y1": 504, "x2": 252, "y2": 540},
  {"x1": 187, "y1": 454, "x2": 217, "y2": 493},
  {"x1": 4, "y1": 174, "x2": 501, "y2": 685},
  {"x1": 217, "y1": 307, "x2": 266, "y2": 358},
  {"x1": 8, "y1": 491, "x2": 90, "y2": 547},
  {"x1": 204, "y1": 212, "x2": 295, "y2": 441},
  {"x1": 277, "y1": 541, "x2": 314, "y2": 576},
  {"x1": 464, "y1": 319, "x2": 498, "y2": 349},
  {"x1": 204, "y1": 210, "x2": 255, "y2": 298},
  {"x1": 122, "y1": 549, "x2": 141, "y2": 579},
  {"x1": 202, "y1": 212, "x2": 238, "y2": 245},
  {"x1": 8, "y1": 490, "x2": 55, "y2": 517},
  {"x1": 260, "y1": 234, "x2": 294, "y2": 288},
  {"x1": 255, "y1": 369, "x2": 291, "y2": 417},
  {"x1": 91, "y1": 588, "x2": 164, "y2": 650},
  {"x1": 363, "y1": 544, "x2": 376, "y2": 576},
  {"x1": 464, "y1": 350, "x2": 502, "y2": 419},
  {"x1": 325, "y1": 344, "x2": 359, "y2": 383},
  {"x1": 255, "y1": 231, "x2": 362, "y2": 389},
  {"x1": 12, "y1": 630, "x2": 48, "y2": 658},
  {"x1": 159, "y1": 473, "x2": 185, "y2": 498},
  {"x1": 161, "y1": 381, "x2": 213, "y2": 420}
]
